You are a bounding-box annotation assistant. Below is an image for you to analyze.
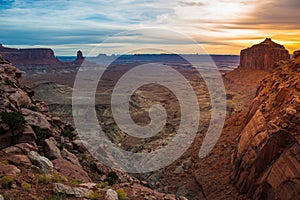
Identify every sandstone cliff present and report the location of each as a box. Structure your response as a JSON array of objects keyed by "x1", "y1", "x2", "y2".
[
  {"x1": 240, "y1": 38, "x2": 290, "y2": 71},
  {"x1": 0, "y1": 44, "x2": 84, "y2": 70},
  {"x1": 233, "y1": 57, "x2": 300, "y2": 199},
  {"x1": 0, "y1": 55, "x2": 182, "y2": 199}
]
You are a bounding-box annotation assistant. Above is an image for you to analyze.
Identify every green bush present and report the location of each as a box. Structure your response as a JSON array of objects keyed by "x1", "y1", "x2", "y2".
[
  {"x1": 34, "y1": 126, "x2": 47, "y2": 145},
  {"x1": 61, "y1": 128, "x2": 74, "y2": 139},
  {"x1": 116, "y1": 188, "x2": 127, "y2": 199},
  {"x1": 0, "y1": 111, "x2": 26, "y2": 145},
  {"x1": 104, "y1": 172, "x2": 119, "y2": 186},
  {"x1": 21, "y1": 182, "x2": 31, "y2": 191},
  {"x1": 0, "y1": 111, "x2": 26, "y2": 132},
  {"x1": 87, "y1": 192, "x2": 101, "y2": 200},
  {"x1": 4, "y1": 79, "x2": 16, "y2": 88},
  {"x1": 0, "y1": 175, "x2": 14, "y2": 188},
  {"x1": 34, "y1": 174, "x2": 52, "y2": 184}
]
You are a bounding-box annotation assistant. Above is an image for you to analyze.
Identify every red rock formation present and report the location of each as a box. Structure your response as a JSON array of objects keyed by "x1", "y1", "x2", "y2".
[
  {"x1": 232, "y1": 57, "x2": 300, "y2": 199},
  {"x1": 240, "y1": 38, "x2": 290, "y2": 71},
  {"x1": 0, "y1": 44, "x2": 85, "y2": 69},
  {"x1": 0, "y1": 44, "x2": 61, "y2": 66},
  {"x1": 294, "y1": 50, "x2": 300, "y2": 58}
]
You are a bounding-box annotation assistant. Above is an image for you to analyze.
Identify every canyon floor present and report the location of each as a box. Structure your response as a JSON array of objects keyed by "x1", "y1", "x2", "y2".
[{"x1": 21, "y1": 63, "x2": 270, "y2": 200}]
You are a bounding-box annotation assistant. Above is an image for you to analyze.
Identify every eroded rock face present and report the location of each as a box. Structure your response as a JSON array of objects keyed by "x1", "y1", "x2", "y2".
[
  {"x1": 294, "y1": 50, "x2": 300, "y2": 58},
  {"x1": 240, "y1": 38, "x2": 290, "y2": 71},
  {"x1": 233, "y1": 57, "x2": 300, "y2": 199}
]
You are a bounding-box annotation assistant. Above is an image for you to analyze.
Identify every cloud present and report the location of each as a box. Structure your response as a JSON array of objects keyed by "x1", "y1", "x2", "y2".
[
  {"x1": 178, "y1": 1, "x2": 205, "y2": 7},
  {"x1": 0, "y1": 0, "x2": 299, "y2": 55}
]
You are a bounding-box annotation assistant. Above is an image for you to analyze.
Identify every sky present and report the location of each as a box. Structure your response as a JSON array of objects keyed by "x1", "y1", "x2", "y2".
[{"x1": 0, "y1": 0, "x2": 300, "y2": 55}]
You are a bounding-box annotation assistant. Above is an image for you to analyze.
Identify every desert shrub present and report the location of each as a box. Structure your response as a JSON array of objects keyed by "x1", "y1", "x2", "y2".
[
  {"x1": 34, "y1": 174, "x2": 52, "y2": 184},
  {"x1": 4, "y1": 79, "x2": 16, "y2": 87},
  {"x1": 104, "y1": 172, "x2": 119, "y2": 186},
  {"x1": 43, "y1": 193, "x2": 67, "y2": 200},
  {"x1": 34, "y1": 126, "x2": 47, "y2": 145},
  {"x1": 61, "y1": 128, "x2": 74, "y2": 139},
  {"x1": 116, "y1": 188, "x2": 127, "y2": 199},
  {"x1": 52, "y1": 173, "x2": 68, "y2": 183},
  {"x1": 21, "y1": 182, "x2": 31, "y2": 191},
  {"x1": 96, "y1": 181, "x2": 109, "y2": 188},
  {"x1": 70, "y1": 178, "x2": 82, "y2": 185},
  {"x1": 87, "y1": 192, "x2": 102, "y2": 200},
  {"x1": 1, "y1": 111, "x2": 26, "y2": 133},
  {"x1": 1, "y1": 160, "x2": 9, "y2": 165},
  {"x1": 0, "y1": 175, "x2": 14, "y2": 188}
]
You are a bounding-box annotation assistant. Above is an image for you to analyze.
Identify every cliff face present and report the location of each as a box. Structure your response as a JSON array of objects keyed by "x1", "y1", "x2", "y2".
[
  {"x1": 0, "y1": 44, "x2": 60, "y2": 66},
  {"x1": 0, "y1": 44, "x2": 85, "y2": 70},
  {"x1": 240, "y1": 38, "x2": 290, "y2": 71},
  {"x1": 233, "y1": 57, "x2": 300, "y2": 199}
]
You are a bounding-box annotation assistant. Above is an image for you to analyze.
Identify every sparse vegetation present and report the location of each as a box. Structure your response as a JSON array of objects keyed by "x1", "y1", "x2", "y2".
[
  {"x1": 116, "y1": 188, "x2": 127, "y2": 199},
  {"x1": 4, "y1": 79, "x2": 16, "y2": 87},
  {"x1": 70, "y1": 178, "x2": 82, "y2": 185},
  {"x1": 34, "y1": 174, "x2": 52, "y2": 184},
  {"x1": 21, "y1": 182, "x2": 31, "y2": 191},
  {"x1": 96, "y1": 181, "x2": 109, "y2": 188},
  {"x1": 34, "y1": 126, "x2": 47, "y2": 145},
  {"x1": 52, "y1": 173, "x2": 68, "y2": 182},
  {"x1": 0, "y1": 175, "x2": 14, "y2": 189},
  {"x1": 43, "y1": 193, "x2": 67, "y2": 200},
  {"x1": 87, "y1": 192, "x2": 102, "y2": 200},
  {"x1": 1, "y1": 160, "x2": 9, "y2": 165},
  {"x1": 61, "y1": 128, "x2": 74, "y2": 139},
  {"x1": 0, "y1": 111, "x2": 27, "y2": 132},
  {"x1": 104, "y1": 172, "x2": 119, "y2": 186}
]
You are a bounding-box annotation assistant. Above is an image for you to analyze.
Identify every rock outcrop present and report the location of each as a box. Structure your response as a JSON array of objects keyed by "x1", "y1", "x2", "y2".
[
  {"x1": 233, "y1": 56, "x2": 300, "y2": 199},
  {"x1": 294, "y1": 50, "x2": 300, "y2": 58},
  {"x1": 240, "y1": 38, "x2": 290, "y2": 71},
  {"x1": 0, "y1": 44, "x2": 85, "y2": 70}
]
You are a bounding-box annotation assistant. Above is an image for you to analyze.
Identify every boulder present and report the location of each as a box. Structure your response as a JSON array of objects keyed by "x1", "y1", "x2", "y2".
[
  {"x1": 105, "y1": 189, "x2": 119, "y2": 200},
  {"x1": 7, "y1": 155, "x2": 32, "y2": 167},
  {"x1": 1, "y1": 146, "x2": 23, "y2": 155},
  {"x1": 14, "y1": 143, "x2": 38, "y2": 154},
  {"x1": 28, "y1": 151, "x2": 53, "y2": 174},
  {"x1": 14, "y1": 125, "x2": 37, "y2": 144},
  {"x1": 21, "y1": 108, "x2": 51, "y2": 130},
  {"x1": 72, "y1": 140, "x2": 88, "y2": 152},
  {"x1": 52, "y1": 158, "x2": 91, "y2": 182},
  {"x1": 240, "y1": 38, "x2": 290, "y2": 71},
  {"x1": 52, "y1": 183, "x2": 92, "y2": 198},
  {"x1": 0, "y1": 163, "x2": 21, "y2": 177},
  {"x1": 44, "y1": 138, "x2": 61, "y2": 160},
  {"x1": 8, "y1": 89, "x2": 31, "y2": 108},
  {"x1": 61, "y1": 148, "x2": 80, "y2": 166}
]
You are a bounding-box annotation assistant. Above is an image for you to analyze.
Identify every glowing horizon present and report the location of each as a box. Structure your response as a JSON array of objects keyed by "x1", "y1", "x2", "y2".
[{"x1": 0, "y1": 0, "x2": 299, "y2": 55}]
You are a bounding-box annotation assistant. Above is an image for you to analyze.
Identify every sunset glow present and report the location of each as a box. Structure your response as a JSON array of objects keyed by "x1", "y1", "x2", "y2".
[{"x1": 1, "y1": 0, "x2": 299, "y2": 55}]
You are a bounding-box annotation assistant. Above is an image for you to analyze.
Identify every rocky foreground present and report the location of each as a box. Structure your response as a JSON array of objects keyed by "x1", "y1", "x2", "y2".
[{"x1": 0, "y1": 55, "x2": 184, "y2": 199}]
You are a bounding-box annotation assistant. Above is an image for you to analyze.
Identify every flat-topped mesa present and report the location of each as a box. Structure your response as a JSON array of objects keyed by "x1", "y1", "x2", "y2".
[
  {"x1": 240, "y1": 38, "x2": 290, "y2": 71},
  {"x1": 0, "y1": 44, "x2": 85, "y2": 70},
  {"x1": 0, "y1": 45, "x2": 61, "y2": 66}
]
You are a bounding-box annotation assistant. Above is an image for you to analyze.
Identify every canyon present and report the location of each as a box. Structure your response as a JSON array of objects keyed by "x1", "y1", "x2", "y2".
[{"x1": 0, "y1": 38, "x2": 299, "y2": 199}]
